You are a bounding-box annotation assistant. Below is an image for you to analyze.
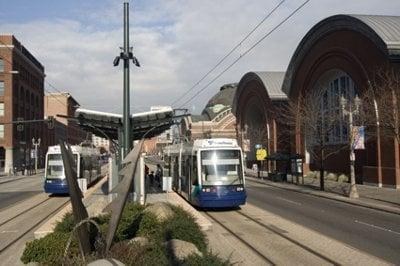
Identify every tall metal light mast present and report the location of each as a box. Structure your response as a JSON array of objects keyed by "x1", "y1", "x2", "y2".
[{"x1": 114, "y1": 1, "x2": 140, "y2": 158}]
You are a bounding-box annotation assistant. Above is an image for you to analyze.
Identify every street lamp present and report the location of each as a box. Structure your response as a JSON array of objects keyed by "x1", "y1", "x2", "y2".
[
  {"x1": 32, "y1": 137, "x2": 41, "y2": 174},
  {"x1": 340, "y1": 94, "x2": 361, "y2": 199}
]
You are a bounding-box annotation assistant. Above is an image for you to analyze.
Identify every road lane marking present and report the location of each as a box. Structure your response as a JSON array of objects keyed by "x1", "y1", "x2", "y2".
[
  {"x1": 354, "y1": 220, "x2": 400, "y2": 236},
  {"x1": 1, "y1": 230, "x2": 18, "y2": 233},
  {"x1": 277, "y1": 196, "x2": 302, "y2": 205}
]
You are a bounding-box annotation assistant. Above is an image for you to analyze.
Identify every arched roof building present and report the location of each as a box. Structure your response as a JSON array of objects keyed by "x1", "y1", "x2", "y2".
[
  {"x1": 283, "y1": 14, "x2": 400, "y2": 188},
  {"x1": 283, "y1": 15, "x2": 400, "y2": 99},
  {"x1": 233, "y1": 71, "x2": 288, "y2": 165},
  {"x1": 231, "y1": 14, "x2": 400, "y2": 188}
]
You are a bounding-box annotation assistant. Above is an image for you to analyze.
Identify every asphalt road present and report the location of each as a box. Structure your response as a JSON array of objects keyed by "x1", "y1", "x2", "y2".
[
  {"x1": 0, "y1": 174, "x2": 44, "y2": 211},
  {"x1": 246, "y1": 179, "x2": 400, "y2": 264}
]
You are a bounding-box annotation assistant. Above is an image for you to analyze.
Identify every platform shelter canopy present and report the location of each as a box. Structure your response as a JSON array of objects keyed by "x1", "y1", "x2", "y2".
[{"x1": 74, "y1": 107, "x2": 183, "y2": 140}]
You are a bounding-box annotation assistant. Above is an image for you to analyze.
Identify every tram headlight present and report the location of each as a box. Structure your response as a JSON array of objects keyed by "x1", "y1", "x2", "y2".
[
  {"x1": 202, "y1": 188, "x2": 211, "y2": 192},
  {"x1": 236, "y1": 187, "x2": 244, "y2": 192}
]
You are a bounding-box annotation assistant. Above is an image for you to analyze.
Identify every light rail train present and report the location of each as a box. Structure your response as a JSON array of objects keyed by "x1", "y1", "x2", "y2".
[
  {"x1": 43, "y1": 144, "x2": 101, "y2": 194},
  {"x1": 164, "y1": 138, "x2": 246, "y2": 208}
]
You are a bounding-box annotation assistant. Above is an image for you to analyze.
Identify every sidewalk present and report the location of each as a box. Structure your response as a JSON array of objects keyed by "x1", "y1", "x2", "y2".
[
  {"x1": 245, "y1": 169, "x2": 400, "y2": 215},
  {"x1": 0, "y1": 170, "x2": 45, "y2": 184}
]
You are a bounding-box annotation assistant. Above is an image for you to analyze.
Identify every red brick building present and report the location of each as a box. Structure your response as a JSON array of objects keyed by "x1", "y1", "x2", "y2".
[
  {"x1": 0, "y1": 35, "x2": 45, "y2": 173},
  {"x1": 233, "y1": 15, "x2": 400, "y2": 188},
  {"x1": 44, "y1": 92, "x2": 88, "y2": 147},
  {"x1": 233, "y1": 72, "x2": 287, "y2": 167}
]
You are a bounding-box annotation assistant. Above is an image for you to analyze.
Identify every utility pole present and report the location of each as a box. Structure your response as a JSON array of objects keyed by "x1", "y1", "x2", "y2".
[
  {"x1": 32, "y1": 138, "x2": 41, "y2": 174},
  {"x1": 114, "y1": 1, "x2": 140, "y2": 159}
]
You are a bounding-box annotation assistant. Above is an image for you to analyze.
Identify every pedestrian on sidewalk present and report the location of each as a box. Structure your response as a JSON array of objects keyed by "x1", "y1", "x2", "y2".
[
  {"x1": 155, "y1": 164, "x2": 163, "y2": 188},
  {"x1": 149, "y1": 171, "x2": 155, "y2": 187}
]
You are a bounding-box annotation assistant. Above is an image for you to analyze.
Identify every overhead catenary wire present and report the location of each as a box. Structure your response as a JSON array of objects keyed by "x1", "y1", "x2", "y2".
[
  {"x1": 170, "y1": 0, "x2": 286, "y2": 107},
  {"x1": 0, "y1": 38, "x2": 68, "y2": 108},
  {"x1": 178, "y1": 0, "x2": 311, "y2": 109}
]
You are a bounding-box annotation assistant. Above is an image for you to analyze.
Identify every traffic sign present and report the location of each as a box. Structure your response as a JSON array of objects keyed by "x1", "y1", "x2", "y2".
[
  {"x1": 17, "y1": 117, "x2": 24, "y2": 132},
  {"x1": 256, "y1": 148, "x2": 267, "y2": 161}
]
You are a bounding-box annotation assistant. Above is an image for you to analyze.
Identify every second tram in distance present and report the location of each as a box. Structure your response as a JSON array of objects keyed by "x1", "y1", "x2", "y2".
[
  {"x1": 44, "y1": 144, "x2": 102, "y2": 194},
  {"x1": 164, "y1": 138, "x2": 246, "y2": 208}
]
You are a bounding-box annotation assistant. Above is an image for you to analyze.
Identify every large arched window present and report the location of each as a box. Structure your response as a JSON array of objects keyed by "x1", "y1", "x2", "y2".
[{"x1": 318, "y1": 70, "x2": 356, "y2": 145}]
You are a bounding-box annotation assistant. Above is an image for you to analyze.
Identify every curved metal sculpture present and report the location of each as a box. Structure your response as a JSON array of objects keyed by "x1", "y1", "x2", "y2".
[
  {"x1": 59, "y1": 141, "x2": 91, "y2": 256},
  {"x1": 104, "y1": 139, "x2": 144, "y2": 251}
]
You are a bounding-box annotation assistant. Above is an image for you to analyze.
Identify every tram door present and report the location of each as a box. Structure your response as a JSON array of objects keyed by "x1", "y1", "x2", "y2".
[
  {"x1": 181, "y1": 156, "x2": 191, "y2": 199},
  {"x1": 172, "y1": 156, "x2": 180, "y2": 192},
  {"x1": 190, "y1": 156, "x2": 199, "y2": 200}
]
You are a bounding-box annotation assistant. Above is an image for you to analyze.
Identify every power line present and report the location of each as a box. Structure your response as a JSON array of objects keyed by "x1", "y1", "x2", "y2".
[
  {"x1": 170, "y1": 0, "x2": 286, "y2": 107},
  {"x1": 178, "y1": 0, "x2": 311, "y2": 109},
  {"x1": 0, "y1": 38, "x2": 68, "y2": 108}
]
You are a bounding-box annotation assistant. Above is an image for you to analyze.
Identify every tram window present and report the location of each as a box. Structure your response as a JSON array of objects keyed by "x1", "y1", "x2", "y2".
[
  {"x1": 46, "y1": 154, "x2": 77, "y2": 179},
  {"x1": 201, "y1": 150, "x2": 243, "y2": 186}
]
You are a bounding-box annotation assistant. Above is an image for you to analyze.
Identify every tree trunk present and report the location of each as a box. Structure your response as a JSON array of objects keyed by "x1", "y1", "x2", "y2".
[
  {"x1": 320, "y1": 148, "x2": 325, "y2": 191},
  {"x1": 394, "y1": 137, "x2": 400, "y2": 189}
]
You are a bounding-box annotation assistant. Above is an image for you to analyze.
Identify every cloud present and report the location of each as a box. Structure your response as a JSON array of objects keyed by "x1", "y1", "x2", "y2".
[{"x1": 1, "y1": 0, "x2": 399, "y2": 113}]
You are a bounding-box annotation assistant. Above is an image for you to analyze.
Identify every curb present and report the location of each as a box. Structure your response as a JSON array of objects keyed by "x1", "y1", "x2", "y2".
[
  {"x1": 246, "y1": 176, "x2": 400, "y2": 216},
  {"x1": 146, "y1": 192, "x2": 212, "y2": 231},
  {"x1": 169, "y1": 192, "x2": 213, "y2": 231}
]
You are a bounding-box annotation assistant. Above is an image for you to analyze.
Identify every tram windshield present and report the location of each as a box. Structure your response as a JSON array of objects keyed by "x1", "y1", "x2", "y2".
[
  {"x1": 46, "y1": 154, "x2": 77, "y2": 179},
  {"x1": 201, "y1": 149, "x2": 243, "y2": 186}
]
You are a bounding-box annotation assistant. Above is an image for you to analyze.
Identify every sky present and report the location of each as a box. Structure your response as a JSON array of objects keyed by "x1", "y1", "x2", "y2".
[{"x1": 0, "y1": 0, "x2": 399, "y2": 114}]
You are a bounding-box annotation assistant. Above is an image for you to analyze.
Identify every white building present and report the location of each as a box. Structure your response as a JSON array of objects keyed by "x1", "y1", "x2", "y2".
[{"x1": 92, "y1": 135, "x2": 110, "y2": 152}]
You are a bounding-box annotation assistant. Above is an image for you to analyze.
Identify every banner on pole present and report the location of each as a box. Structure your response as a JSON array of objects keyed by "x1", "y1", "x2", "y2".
[{"x1": 351, "y1": 126, "x2": 365, "y2": 150}]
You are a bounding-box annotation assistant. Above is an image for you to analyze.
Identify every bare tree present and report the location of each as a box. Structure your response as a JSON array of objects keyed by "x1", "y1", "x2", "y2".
[
  {"x1": 280, "y1": 87, "x2": 348, "y2": 190},
  {"x1": 363, "y1": 67, "x2": 400, "y2": 140},
  {"x1": 362, "y1": 67, "x2": 400, "y2": 184},
  {"x1": 246, "y1": 125, "x2": 269, "y2": 148},
  {"x1": 245, "y1": 124, "x2": 269, "y2": 173}
]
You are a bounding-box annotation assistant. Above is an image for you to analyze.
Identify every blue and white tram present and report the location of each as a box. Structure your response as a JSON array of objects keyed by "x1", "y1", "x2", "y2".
[
  {"x1": 44, "y1": 145, "x2": 101, "y2": 194},
  {"x1": 164, "y1": 138, "x2": 246, "y2": 208}
]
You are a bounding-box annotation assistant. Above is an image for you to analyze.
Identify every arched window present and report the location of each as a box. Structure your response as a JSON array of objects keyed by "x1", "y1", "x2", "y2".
[{"x1": 318, "y1": 70, "x2": 356, "y2": 145}]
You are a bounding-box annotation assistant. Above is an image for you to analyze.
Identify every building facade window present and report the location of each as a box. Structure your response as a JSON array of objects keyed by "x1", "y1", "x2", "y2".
[
  {"x1": 0, "y1": 81, "x2": 4, "y2": 96},
  {"x1": 0, "y1": 103, "x2": 4, "y2": 116},
  {"x1": 0, "y1": 125, "x2": 4, "y2": 138},
  {"x1": 0, "y1": 59, "x2": 4, "y2": 72},
  {"x1": 317, "y1": 70, "x2": 356, "y2": 145}
]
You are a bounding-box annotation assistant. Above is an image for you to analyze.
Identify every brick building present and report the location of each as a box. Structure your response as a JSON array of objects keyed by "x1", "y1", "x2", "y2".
[
  {"x1": 44, "y1": 92, "x2": 88, "y2": 147},
  {"x1": 233, "y1": 15, "x2": 400, "y2": 188},
  {"x1": 0, "y1": 35, "x2": 45, "y2": 174}
]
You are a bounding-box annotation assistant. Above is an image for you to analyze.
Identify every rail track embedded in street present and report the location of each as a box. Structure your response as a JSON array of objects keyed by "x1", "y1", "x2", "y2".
[
  {"x1": 235, "y1": 210, "x2": 340, "y2": 265},
  {"x1": 204, "y1": 211, "x2": 276, "y2": 265},
  {"x1": 0, "y1": 197, "x2": 52, "y2": 228},
  {"x1": 0, "y1": 199, "x2": 70, "y2": 253}
]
